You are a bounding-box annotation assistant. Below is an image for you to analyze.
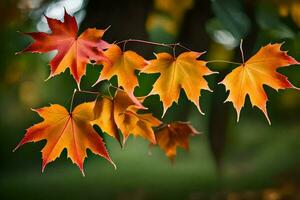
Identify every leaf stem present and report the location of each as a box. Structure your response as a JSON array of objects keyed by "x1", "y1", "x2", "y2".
[
  {"x1": 123, "y1": 40, "x2": 128, "y2": 51},
  {"x1": 69, "y1": 89, "x2": 77, "y2": 113},
  {"x1": 240, "y1": 39, "x2": 245, "y2": 66},
  {"x1": 107, "y1": 84, "x2": 113, "y2": 98},
  {"x1": 115, "y1": 39, "x2": 192, "y2": 54},
  {"x1": 172, "y1": 46, "x2": 176, "y2": 58},
  {"x1": 69, "y1": 89, "x2": 100, "y2": 113}
]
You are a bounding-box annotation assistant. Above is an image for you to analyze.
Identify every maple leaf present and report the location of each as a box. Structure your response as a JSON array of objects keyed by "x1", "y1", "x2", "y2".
[
  {"x1": 119, "y1": 106, "x2": 162, "y2": 144},
  {"x1": 18, "y1": 10, "x2": 110, "y2": 88},
  {"x1": 93, "y1": 91, "x2": 136, "y2": 145},
  {"x1": 94, "y1": 44, "x2": 147, "y2": 108},
  {"x1": 14, "y1": 102, "x2": 115, "y2": 175},
  {"x1": 220, "y1": 43, "x2": 299, "y2": 124},
  {"x1": 93, "y1": 97, "x2": 120, "y2": 143},
  {"x1": 93, "y1": 91, "x2": 161, "y2": 145},
  {"x1": 142, "y1": 51, "x2": 215, "y2": 116},
  {"x1": 155, "y1": 122, "x2": 199, "y2": 161}
]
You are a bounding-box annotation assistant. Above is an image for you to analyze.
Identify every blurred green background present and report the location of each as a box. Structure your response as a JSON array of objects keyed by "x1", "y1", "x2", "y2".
[{"x1": 1, "y1": 0, "x2": 300, "y2": 199}]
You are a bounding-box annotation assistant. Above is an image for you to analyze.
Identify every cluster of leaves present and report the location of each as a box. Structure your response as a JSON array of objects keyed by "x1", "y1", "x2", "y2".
[{"x1": 15, "y1": 11, "x2": 299, "y2": 175}]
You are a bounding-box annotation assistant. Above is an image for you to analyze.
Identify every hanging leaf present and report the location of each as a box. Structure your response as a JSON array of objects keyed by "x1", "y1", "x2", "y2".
[
  {"x1": 18, "y1": 10, "x2": 110, "y2": 88},
  {"x1": 220, "y1": 43, "x2": 299, "y2": 124},
  {"x1": 94, "y1": 44, "x2": 147, "y2": 107},
  {"x1": 93, "y1": 91, "x2": 161, "y2": 145},
  {"x1": 14, "y1": 102, "x2": 115, "y2": 175},
  {"x1": 155, "y1": 122, "x2": 199, "y2": 161},
  {"x1": 142, "y1": 51, "x2": 216, "y2": 116}
]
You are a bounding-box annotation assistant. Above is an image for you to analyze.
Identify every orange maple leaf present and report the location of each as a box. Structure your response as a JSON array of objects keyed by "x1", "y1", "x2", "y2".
[
  {"x1": 14, "y1": 102, "x2": 115, "y2": 175},
  {"x1": 142, "y1": 51, "x2": 215, "y2": 116},
  {"x1": 18, "y1": 10, "x2": 110, "y2": 88},
  {"x1": 93, "y1": 96, "x2": 121, "y2": 143},
  {"x1": 93, "y1": 91, "x2": 161, "y2": 145},
  {"x1": 155, "y1": 122, "x2": 199, "y2": 161},
  {"x1": 119, "y1": 106, "x2": 162, "y2": 144},
  {"x1": 220, "y1": 43, "x2": 299, "y2": 124},
  {"x1": 94, "y1": 44, "x2": 147, "y2": 107}
]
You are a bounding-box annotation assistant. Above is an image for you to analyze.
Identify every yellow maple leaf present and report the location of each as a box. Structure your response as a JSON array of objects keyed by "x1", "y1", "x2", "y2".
[
  {"x1": 142, "y1": 51, "x2": 216, "y2": 116},
  {"x1": 95, "y1": 44, "x2": 147, "y2": 107},
  {"x1": 220, "y1": 43, "x2": 299, "y2": 124}
]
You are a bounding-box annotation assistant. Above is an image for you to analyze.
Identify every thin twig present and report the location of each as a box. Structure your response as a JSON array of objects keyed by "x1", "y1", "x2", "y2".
[
  {"x1": 240, "y1": 39, "x2": 245, "y2": 66},
  {"x1": 115, "y1": 39, "x2": 193, "y2": 57},
  {"x1": 116, "y1": 39, "x2": 175, "y2": 48},
  {"x1": 177, "y1": 43, "x2": 192, "y2": 51},
  {"x1": 109, "y1": 83, "x2": 125, "y2": 92},
  {"x1": 207, "y1": 60, "x2": 242, "y2": 65},
  {"x1": 76, "y1": 90, "x2": 99, "y2": 95}
]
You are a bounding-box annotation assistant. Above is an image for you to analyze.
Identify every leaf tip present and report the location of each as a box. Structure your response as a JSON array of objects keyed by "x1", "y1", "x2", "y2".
[
  {"x1": 13, "y1": 137, "x2": 27, "y2": 153},
  {"x1": 80, "y1": 167, "x2": 86, "y2": 177},
  {"x1": 212, "y1": 70, "x2": 219, "y2": 75},
  {"x1": 92, "y1": 79, "x2": 101, "y2": 87},
  {"x1": 218, "y1": 79, "x2": 225, "y2": 86},
  {"x1": 76, "y1": 81, "x2": 81, "y2": 91},
  {"x1": 195, "y1": 103, "x2": 205, "y2": 115},
  {"x1": 41, "y1": 160, "x2": 47, "y2": 173},
  {"x1": 110, "y1": 160, "x2": 117, "y2": 170},
  {"x1": 12, "y1": 144, "x2": 20, "y2": 152},
  {"x1": 45, "y1": 73, "x2": 54, "y2": 82},
  {"x1": 261, "y1": 108, "x2": 271, "y2": 125},
  {"x1": 236, "y1": 109, "x2": 241, "y2": 123},
  {"x1": 15, "y1": 51, "x2": 21, "y2": 55},
  {"x1": 292, "y1": 85, "x2": 300, "y2": 91},
  {"x1": 161, "y1": 108, "x2": 168, "y2": 118}
]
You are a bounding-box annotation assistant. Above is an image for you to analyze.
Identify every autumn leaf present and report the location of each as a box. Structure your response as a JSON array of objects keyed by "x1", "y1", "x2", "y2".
[
  {"x1": 93, "y1": 91, "x2": 136, "y2": 145},
  {"x1": 14, "y1": 102, "x2": 115, "y2": 175},
  {"x1": 142, "y1": 51, "x2": 215, "y2": 116},
  {"x1": 120, "y1": 106, "x2": 162, "y2": 144},
  {"x1": 93, "y1": 91, "x2": 161, "y2": 145},
  {"x1": 93, "y1": 97, "x2": 120, "y2": 143},
  {"x1": 220, "y1": 43, "x2": 299, "y2": 124},
  {"x1": 155, "y1": 122, "x2": 199, "y2": 161},
  {"x1": 94, "y1": 44, "x2": 147, "y2": 108},
  {"x1": 18, "y1": 10, "x2": 110, "y2": 88}
]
